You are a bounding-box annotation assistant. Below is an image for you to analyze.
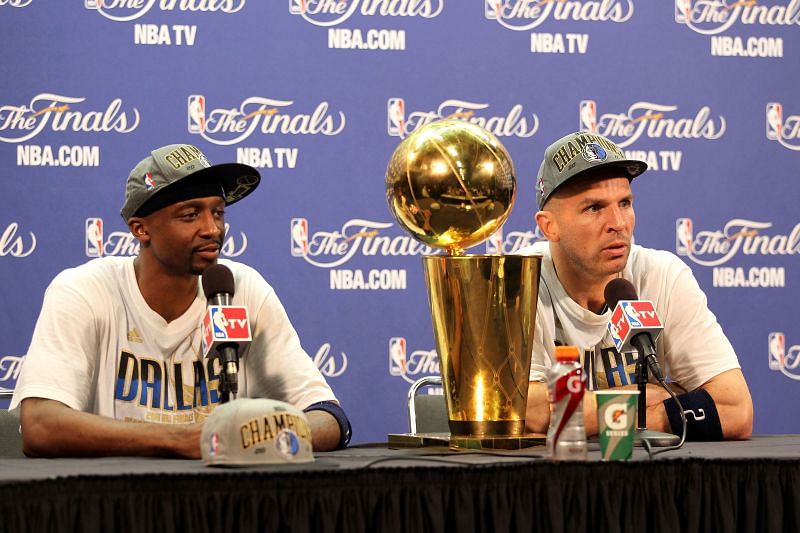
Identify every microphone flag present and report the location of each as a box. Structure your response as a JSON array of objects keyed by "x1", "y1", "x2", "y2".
[
  {"x1": 608, "y1": 300, "x2": 663, "y2": 354},
  {"x1": 201, "y1": 305, "x2": 252, "y2": 358}
]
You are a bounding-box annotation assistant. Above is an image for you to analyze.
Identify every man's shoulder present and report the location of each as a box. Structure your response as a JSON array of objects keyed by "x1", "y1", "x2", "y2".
[
  {"x1": 627, "y1": 245, "x2": 694, "y2": 298},
  {"x1": 217, "y1": 259, "x2": 274, "y2": 298},
  {"x1": 514, "y1": 241, "x2": 549, "y2": 257},
  {"x1": 629, "y1": 245, "x2": 689, "y2": 276},
  {"x1": 218, "y1": 258, "x2": 263, "y2": 282},
  {"x1": 51, "y1": 256, "x2": 132, "y2": 289}
]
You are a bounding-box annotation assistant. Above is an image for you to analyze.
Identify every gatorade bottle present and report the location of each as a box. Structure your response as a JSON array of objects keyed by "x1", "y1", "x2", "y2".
[{"x1": 546, "y1": 345, "x2": 588, "y2": 460}]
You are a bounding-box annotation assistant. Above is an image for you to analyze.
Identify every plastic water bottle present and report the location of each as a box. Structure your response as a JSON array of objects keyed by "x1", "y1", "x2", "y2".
[{"x1": 546, "y1": 345, "x2": 588, "y2": 460}]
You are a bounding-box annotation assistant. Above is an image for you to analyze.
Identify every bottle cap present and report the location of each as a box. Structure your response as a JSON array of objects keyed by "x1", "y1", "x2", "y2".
[{"x1": 554, "y1": 345, "x2": 580, "y2": 362}]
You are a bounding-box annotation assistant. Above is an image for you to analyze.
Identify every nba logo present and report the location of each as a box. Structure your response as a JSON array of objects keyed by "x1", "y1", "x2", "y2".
[
  {"x1": 85, "y1": 218, "x2": 104, "y2": 257},
  {"x1": 621, "y1": 302, "x2": 643, "y2": 328},
  {"x1": 290, "y1": 218, "x2": 309, "y2": 257},
  {"x1": 484, "y1": 1, "x2": 500, "y2": 19},
  {"x1": 188, "y1": 95, "x2": 206, "y2": 134},
  {"x1": 85, "y1": 0, "x2": 99, "y2": 9},
  {"x1": 766, "y1": 103, "x2": 782, "y2": 140},
  {"x1": 486, "y1": 227, "x2": 503, "y2": 254},
  {"x1": 211, "y1": 308, "x2": 228, "y2": 339},
  {"x1": 579, "y1": 100, "x2": 597, "y2": 133},
  {"x1": 674, "y1": 0, "x2": 692, "y2": 23},
  {"x1": 768, "y1": 332, "x2": 785, "y2": 370},
  {"x1": 209, "y1": 433, "x2": 219, "y2": 456},
  {"x1": 144, "y1": 172, "x2": 156, "y2": 191},
  {"x1": 289, "y1": 0, "x2": 305, "y2": 15},
  {"x1": 387, "y1": 98, "x2": 405, "y2": 137},
  {"x1": 389, "y1": 337, "x2": 407, "y2": 376},
  {"x1": 675, "y1": 218, "x2": 693, "y2": 256}
]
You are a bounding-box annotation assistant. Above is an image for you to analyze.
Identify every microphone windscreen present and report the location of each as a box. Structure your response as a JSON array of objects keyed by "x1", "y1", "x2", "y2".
[
  {"x1": 604, "y1": 278, "x2": 637, "y2": 309},
  {"x1": 202, "y1": 264, "x2": 236, "y2": 299}
]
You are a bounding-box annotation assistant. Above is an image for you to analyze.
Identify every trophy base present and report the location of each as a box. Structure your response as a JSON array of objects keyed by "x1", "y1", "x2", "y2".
[
  {"x1": 387, "y1": 432, "x2": 545, "y2": 450},
  {"x1": 448, "y1": 433, "x2": 545, "y2": 451}
]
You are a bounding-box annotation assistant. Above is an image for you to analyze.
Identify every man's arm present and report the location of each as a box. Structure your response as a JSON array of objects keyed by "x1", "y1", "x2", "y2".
[
  {"x1": 526, "y1": 381, "x2": 599, "y2": 435},
  {"x1": 20, "y1": 398, "x2": 202, "y2": 458},
  {"x1": 526, "y1": 368, "x2": 753, "y2": 440},
  {"x1": 646, "y1": 368, "x2": 753, "y2": 440},
  {"x1": 304, "y1": 410, "x2": 343, "y2": 451}
]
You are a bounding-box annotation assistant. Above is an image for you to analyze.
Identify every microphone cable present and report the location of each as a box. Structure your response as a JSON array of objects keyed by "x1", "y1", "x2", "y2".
[{"x1": 642, "y1": 378, "x2": 687, "y2": 460}]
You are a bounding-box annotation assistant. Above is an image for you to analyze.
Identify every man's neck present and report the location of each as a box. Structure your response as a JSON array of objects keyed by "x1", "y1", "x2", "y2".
[
  {"x1": 551, "y1": 249, "x2": 615, "y2": 315},
  {"x1": 133, "y1": 256, "x2": 198, "y2": 323}
]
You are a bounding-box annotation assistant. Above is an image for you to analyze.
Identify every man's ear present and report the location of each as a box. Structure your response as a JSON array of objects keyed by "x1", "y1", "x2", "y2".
[
  {"x1": 535, "y1": 210, "x2": 559, "y2": 242},
  {"x1": 128, "y1": 218, "x2": 149, "y2": 245}
]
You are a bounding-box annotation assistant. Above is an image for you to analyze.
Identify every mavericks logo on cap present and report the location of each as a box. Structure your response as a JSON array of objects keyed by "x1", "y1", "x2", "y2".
[{"x1": 581, "y1": 143, "x2": 607, "y2": 163}]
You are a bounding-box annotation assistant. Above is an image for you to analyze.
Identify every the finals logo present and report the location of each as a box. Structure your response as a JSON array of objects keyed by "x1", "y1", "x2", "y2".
[
  {"x1": 389, "y1": 337, "x2": 439, "y2": 384},
  {"x1": 486, "y1": 0, "x2": 635, "y2": 31},
  {"x1": 768, "y1": 332, "x2": 800, "y2": 381},
  {"x1": 0, "y1": 93, "x2": 140, "y2": 144},
  {"x1": 766, "y1": 102, "x2": 800, "y2": 151},
  {"x1": 387, "y1": 97, "x2": 539, "y2": 139},
  {"x1": 577, "y1": 99, "x2": 726, "y2": 148},
  {"x1": 289, "y1": 217, "x2": 435, "y2": 268},
  {"x1": 0, "y1": 222, "x2": 36, "y2": 258},
  {"x1": 675, "y1": 0, "x2": 800, "y2": 35},
  {"x1": 85, "y1": 218, "x2": 247, "y2": 258},
  {"x1": 186, "y1": 94, "x2": 346, "y2": 145},
  {"x1": 86, "y1": 0, "x2": 247, "y2": 21},
  {"x1": 675, "y1": 217, "x2": 800, "y2": 266},
  {"x1": 1, "y1": 0, "x2": 33, "y2": 7},
  {"x1": 289, "y1": 0, "x2": 444, "y2": 26}
]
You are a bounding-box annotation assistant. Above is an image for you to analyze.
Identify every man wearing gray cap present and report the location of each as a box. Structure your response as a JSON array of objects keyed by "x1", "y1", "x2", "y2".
[
  {"x1": 11, "y1": 144, "x2": 351, "y2": 457},
  {"x1": 523, "y1": 132, "x2": 752, "y2": 441}
]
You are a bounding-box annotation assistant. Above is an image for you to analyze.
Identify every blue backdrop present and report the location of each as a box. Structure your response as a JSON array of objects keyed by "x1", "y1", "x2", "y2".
[{"x1": 1, "y1": 1, "x2": 798, "y2": 443}]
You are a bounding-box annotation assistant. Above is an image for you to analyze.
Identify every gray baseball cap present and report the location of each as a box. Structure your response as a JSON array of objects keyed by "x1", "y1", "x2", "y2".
[
  {"x1": 120, "y1": 144, "x2": 260, "y2": 222},
  {"x1": 535, "y1": 132, "x2": 647, "y2": 209},
  {"x1": 201, "y1": 398, "x2": 315, "y2": 467}
]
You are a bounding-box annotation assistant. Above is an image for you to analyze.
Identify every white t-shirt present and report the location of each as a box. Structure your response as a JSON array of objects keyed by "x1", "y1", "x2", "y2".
[
  {"x1": 520, "y1": 242, "x2": 740, "y2": 392},
  {"x1": 10, "y1": 257, "x2": 337, "y2": 424}
]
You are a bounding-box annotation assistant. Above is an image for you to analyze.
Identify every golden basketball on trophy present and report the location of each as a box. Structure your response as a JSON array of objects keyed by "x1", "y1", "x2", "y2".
[
  {"x1": 385, "y1": 119, "x2": 516, "y2": 254},
  {"x1": 385, "y1": 120, "x2": 543, "y2": 450}
]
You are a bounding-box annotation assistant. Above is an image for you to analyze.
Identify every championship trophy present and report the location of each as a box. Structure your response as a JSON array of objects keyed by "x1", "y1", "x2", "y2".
[{"x1": 385, "y1": 120, "x2": 543, "y2": 450}]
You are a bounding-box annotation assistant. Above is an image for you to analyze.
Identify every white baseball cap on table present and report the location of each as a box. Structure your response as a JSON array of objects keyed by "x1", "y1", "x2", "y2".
[{"x1": 201, "y1": 398, "x2": 314, "y2": 467}]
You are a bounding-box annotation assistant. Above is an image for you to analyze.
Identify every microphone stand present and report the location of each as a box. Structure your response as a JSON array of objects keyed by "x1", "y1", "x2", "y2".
[
  {"x1": 217, "y1": 347, "x2": 238, "y2": 404},
  {"x1": 634, "y1": 351, "x2": 680, "y2": 447}
]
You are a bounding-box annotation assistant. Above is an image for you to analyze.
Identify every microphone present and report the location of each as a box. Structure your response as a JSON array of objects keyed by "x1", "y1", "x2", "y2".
[
  {"x1": 604, "y1": 278, "x2": 685, "y2": 452},
  {"x1": 201, "y1": 264, "x2": 252, "y2": 401},
  {"x1": 604, "y1": 279, "x2": 665, "y2": 381}
]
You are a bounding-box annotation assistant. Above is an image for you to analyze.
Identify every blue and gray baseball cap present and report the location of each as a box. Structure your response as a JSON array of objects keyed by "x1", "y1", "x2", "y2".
[
  {"x1": 121, "y1": 144, "x2": 260, "y2": 222},
  {"x1": 535, "y1": 132, "x2": 647, "y2": 209}
]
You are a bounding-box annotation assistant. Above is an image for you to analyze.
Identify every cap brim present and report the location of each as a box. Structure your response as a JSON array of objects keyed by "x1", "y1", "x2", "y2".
[
  {"x1": 537, "y1": 158, "x2": 648, "y2": 210},
  {"x1": 187, "y1": 162, "x2": 261, "y2": 207},
  {"x1": 579, "y1": 159, "x2": 648, "y2": 181}
]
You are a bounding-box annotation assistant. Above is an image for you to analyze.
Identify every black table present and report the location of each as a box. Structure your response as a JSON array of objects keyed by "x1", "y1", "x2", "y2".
[{"x1": 1, "y1": 435, "x2": 799, "y2": 533}]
